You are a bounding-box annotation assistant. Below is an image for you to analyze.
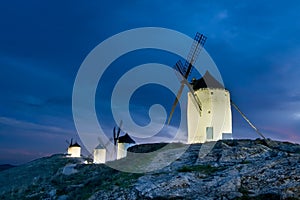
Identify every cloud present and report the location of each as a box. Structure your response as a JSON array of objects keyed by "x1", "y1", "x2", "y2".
[
  {"x1": 132, "y1": 124, "x2": 187, "y2": 144},
  {"x1": 1, "y1": 0, "x2": 300, "y2": 164},
  {"x1": 0, "y1": 117, "x2": 73, "y2": 136},
  {"x1": 0, "y1": 116, "x2": 81, "y2": 164},
  {"x1": 293, "y1": 113, "x2": 300, "y2": 120},
  {"x1": 215, "y1": 10, "x2": 228, "y2": 21}
]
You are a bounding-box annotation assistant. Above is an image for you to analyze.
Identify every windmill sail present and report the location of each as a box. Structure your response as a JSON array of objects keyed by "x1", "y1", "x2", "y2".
[
  {"x1": 167, "y1": 33, "x2": 207, "y2": 125},
  {"x1": 174, "y1": 60, "x2": 185, "y2": 77},
  {"x1": 113, "y1": 120, "x2": 123, "y2": 145},
  {"x1": 173, "y1": 66, "x2": 202, "y2": 114},
  {"x1": 183, "y1": 33, "x2": 207, "y2": 79},
  {"x1": 167, "y1": 83, "x2": 185, "y2": 125}
]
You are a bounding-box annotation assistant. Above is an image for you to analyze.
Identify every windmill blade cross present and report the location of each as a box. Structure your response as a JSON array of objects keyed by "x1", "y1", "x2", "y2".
[
  {"x1": 113, "y1": 120, "x2": 123, "y2": 145},
  {"x1": 174, "y1": 60, "x2": 185, "y2": 76},
  {"x1": 183, "y1": 79, "x2": 202, "y2": 114},
  {"x1": 118, "y1": 120, "x2": 123, "y2": 130},
  {"x1": 173, "y1": 64, "x2": 202, "y2": 115},
  {"x1": 183, "y1": 33, "x2": 207, "y2": 79},
  {"x1": 167, "y1": 32, "x2": 207, "y2": 125},
  {"x1": 167, "y1": 83, "x2": 185, "y2": 125},
  {"x1": 104, "y1": 138, "x2": 112, "y2": 148}
]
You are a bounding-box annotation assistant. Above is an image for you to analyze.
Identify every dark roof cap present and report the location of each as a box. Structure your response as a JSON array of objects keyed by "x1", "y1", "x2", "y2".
[
  {"x1": 118, "y1": 133, "x2": 136, "y2": 144},
  {"x1": 69, "y1": 142, "x2": 81, "y2": 147},
  {"x1": 191, "y1": 71, "x2": 224, "y2": 90}
]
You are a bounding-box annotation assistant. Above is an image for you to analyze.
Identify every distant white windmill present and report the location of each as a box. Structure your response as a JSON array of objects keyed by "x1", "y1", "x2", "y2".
[
  {"x1": 93, "y1": 120, "x2": 136, "y2": 163},
  {"x1": 93, "y1": 123, "x2": 120, "y2": 163},
  {"x1": 66, "y1": 138, "x2": 81, "y2": 157},
  {"x1": 117, "y1": 133, "x2": 136, "y2": 160},
  {"x1": 93, "y1": 138, "x2": 107, "y2": 164}
]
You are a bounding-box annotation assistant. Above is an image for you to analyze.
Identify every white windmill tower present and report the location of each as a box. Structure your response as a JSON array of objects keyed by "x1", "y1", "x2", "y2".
[
  {"x1": 167, "y1": 33, "x2": 232, "y2": 144},
  {"x1": 94, "y1": 120, "x2": 129, "y2": 163},
  {"x1": 117, "y1": 133, "x2": 136, "y2": 160},
  {"x1": 104, "y1": 120, "x2": 123, "y2": 162},
  {"x1": 66, "y1": 138, "x2": 81, "y2": 157},
  {"x1": 93, "y1": 138, "x2": 106, "y2": 164}
]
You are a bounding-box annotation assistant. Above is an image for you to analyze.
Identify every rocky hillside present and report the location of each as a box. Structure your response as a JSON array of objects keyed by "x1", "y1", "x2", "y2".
[
  {"x1": 0, "y1": 139, "x2": 300, "y2": 200},
  {"x1": 0, "y1": 164, "x2": 15, "y2": 172}
]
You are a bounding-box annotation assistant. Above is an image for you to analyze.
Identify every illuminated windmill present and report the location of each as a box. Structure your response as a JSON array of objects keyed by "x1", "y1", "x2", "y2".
[
  {"x1": 93, "y1": 121, "x2": 122, "y2": 163},
  {"x1": 168, "y1": 32, "x2": 232, "y2": 144},
  {"x1": 66, "y1": 138, "x2": 81, "y2": 157},
  {"x1": 93, "y1": 138, "x2": 106, "y2": 164},
  {"x1": 95, "y1": 120, "x2": 136, "y2": 163},
  {"x1": 100, "y1": 121, "x2": 123, "y2": 162},
  {"x1": 114, "y1": 120, "x2": 136, "y2": 160}
]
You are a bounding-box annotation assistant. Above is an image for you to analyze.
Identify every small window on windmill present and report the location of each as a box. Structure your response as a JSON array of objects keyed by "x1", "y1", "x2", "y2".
[
  {"x1": 211, "y1": 92, "x2": 214, "y2": 95},
  {"x1": 206, "y1": 127, "x2": 213, "y2": 140}
]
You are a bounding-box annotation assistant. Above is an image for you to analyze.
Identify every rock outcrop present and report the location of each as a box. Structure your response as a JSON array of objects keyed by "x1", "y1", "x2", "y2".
[{"x1": 0, "y1": 139, "x2": 299, "y2": 200}]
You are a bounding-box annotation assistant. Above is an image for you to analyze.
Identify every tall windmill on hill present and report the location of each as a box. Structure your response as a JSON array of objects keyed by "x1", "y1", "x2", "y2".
[{"x1": 168, "y1": 32, "x2": 233, "y2": 144}]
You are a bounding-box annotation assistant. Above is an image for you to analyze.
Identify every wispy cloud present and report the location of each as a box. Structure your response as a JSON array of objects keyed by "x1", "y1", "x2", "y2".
[
  {"x1": 0, "y1": 117, "x2": 73, "y2": 136},
  {"x1": 0, "y1": 116, "x2": 77, "y2": 164},
  {"x1": 215, "y1": 10, "x2": 228, "y2": 21},
  {"x1": 1, "y1": 0, "x2": 300, "y2": 164}
]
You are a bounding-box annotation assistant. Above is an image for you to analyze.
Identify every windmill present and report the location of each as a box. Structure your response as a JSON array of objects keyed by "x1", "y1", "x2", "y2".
[
  {"x1": 101, "y1": 120, "x2": 124, "y2": 162},
  {"x1": 65, "y1": 138, "x2": 73, "y2": 147},
  {"x1": 112, "y1": 120, "x2": 136, "y2": 160},
  {"x1": 113, "y1": 120, "x2": 123, "y2": 145},
  {"x1": 167, "y1": 32, "x2": 207, "y2": 125},
  {"x1": 93, "y1": 136, "x2": 108, "y2": 164},
  {"x1": 66, "y1": 138, "x2": 81, "y2": 157},
  {"x1": 168, "y1": 32, "x2": 268, "y2": 145},
  {"x1": 167, "y1": 32, "x2": 234, "y2": 144}
]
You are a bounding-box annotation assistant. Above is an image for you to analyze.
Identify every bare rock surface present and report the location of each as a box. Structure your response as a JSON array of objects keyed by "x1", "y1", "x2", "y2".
[{"x1": 0, "y1": 139, "x2": 300, "y2": 200}]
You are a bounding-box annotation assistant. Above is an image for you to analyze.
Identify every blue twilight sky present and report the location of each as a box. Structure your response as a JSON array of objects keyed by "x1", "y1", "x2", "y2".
[{"x1": 1, "y1": 0, "x2": 300, "y2": 164}]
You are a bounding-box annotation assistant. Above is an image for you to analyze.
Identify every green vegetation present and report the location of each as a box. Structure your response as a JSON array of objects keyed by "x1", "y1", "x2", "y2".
[
  {"x1": 237, "y1": 187, "x2": 250, "y2": 199},
  {"x1": 235, "y1": 193, "x2": 283, "y2": 200},
  {"x1": 0, "y1": 155, "x2": 143, "y2": 200},
  {"x1": 51, "y1": 164, "x2": 142, "y2": 200},
  {"x1": 177, "y1": 164, "x2": 226, "y2": 174},
  {"x1": 235, "y1": 187, "x2": 295, "y2": 200},
  {"x1": 241, "y1": 160, "x2": 251, "y2": 164}
]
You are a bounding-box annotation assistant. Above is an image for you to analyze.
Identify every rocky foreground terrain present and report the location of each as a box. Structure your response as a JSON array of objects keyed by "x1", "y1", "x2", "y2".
[
  {"x1": 0, "y1": 164, "x2": 15, "y2": 172},
  {"x1": 0, "y1": 139, "x2": 300, "y2": 200}
]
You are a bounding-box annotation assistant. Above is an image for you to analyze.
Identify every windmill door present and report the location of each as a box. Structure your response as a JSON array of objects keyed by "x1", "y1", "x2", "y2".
[{"x1": 206, "y1": 127, "x2": 213, "y2": 140}]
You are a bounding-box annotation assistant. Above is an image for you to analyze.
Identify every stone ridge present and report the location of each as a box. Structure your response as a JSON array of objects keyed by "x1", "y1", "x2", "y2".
[{"x1": 0, "y1": 139, "x2": 299, "y2": 200}]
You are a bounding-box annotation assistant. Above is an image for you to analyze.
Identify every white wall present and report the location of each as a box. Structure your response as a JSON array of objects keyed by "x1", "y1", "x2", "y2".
[
  {"x1": 117, "y1": 143, "x2": 134, "y2": 160},
  {"x1": 93, "y1": 149, "x2": 106, "y2": 164},
  {"x1": 187, "y1": 88, "x2": 232, "y2": 144},
  {"x1": 105, "y1": 143, "x2": 117, "y2": 162},
  {"x1": 67, "y1": 147, "x2": 81, "y2": 157}
]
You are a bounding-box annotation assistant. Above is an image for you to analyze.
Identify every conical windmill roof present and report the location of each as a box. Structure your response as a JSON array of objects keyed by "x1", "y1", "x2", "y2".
[
  {"x1": 95, "y1": 137, "x2": 113, "y2": 149},
  {"x1": 95, "y1": 143, "x2": 105, "y2": 149},
  {"x1": 69, "y1": 142, "x2": 81, "y2": 148},
  {"x1": 192, "y1": 71, "x2": 224, "y2": 90},
  {"x1": 118, "y1": 133, "x2": 136, "y2": 144}
]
